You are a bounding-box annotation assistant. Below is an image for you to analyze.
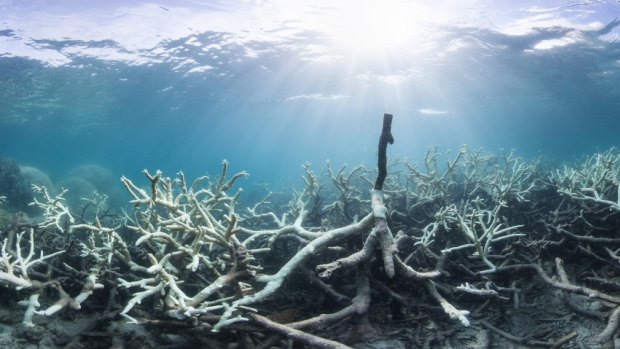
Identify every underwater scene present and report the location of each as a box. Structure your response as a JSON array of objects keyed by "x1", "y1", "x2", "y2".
[{"x1": 2, "y1": 1, "x2": 620, "y2": 348}]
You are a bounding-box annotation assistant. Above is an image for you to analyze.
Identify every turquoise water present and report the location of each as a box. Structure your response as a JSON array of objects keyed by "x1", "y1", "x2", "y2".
[
  {"x1": 2, "y1": 3, "x2": 620, "y2": 347},
  {"x1": 1, "y1": 0, "x2": 620, "y2": 190}
]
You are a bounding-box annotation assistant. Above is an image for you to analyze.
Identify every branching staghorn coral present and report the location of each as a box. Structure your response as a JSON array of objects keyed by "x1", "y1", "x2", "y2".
[
  {"x1": 0, "y1": 229, "x2": 64, "y2": 290},
  {"x1": 460, "y1": 148, "x2": 539, "y2": 203},
  {"x1": 295, "y1": 162, "x2": 323, "y2": 224},
  {"x1": 0, "y1": 184, "x2": 125, "y2": 326},
  {"x1": 0, "y1": 226, "x2": 108, "y2": 326},
  {"x1": 390, "y1": 147, "x2": 538, "y2": 233},
  {"x1": 387, "y1": 147, "x2": 533, "y2": 275},
  {"x1": 324, "y1": 162, "x2": 368, "y2": 224},
  {"x1": 437, "y1": 199, "x2": 525, "y2": 272},
  {"x1": 553, "y1": 148, "x2": 620, "y2": 212},
  {"x1": 115, "y1": 161, "x2": 265, "y2": 325},
  {"x1": 29, "y1": 191, "x2": 116, "y2": 322},
  {"x1": 29, "y1": 184, "x2": 74, "y2": 231},
  {"x1": 405, "y1": 146, "x2": 463, "y2": 203}
]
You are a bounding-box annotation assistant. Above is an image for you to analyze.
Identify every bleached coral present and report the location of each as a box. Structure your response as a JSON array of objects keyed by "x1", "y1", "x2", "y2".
[
  {"x1": 10, "y1": 142, "x2": 620, "y2": 347},
  {"x1": 553, "y1": 148, "x2": 620, "y2": 211}
]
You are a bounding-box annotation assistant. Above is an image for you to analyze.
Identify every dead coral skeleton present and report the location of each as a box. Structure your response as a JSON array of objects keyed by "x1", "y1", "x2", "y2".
[{"x1": 7, "y1": 122, "x2": 620, "y2": 348}]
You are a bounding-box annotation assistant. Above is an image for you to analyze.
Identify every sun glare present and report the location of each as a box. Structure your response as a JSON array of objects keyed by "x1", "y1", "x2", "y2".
[{"x1": 326, "y1": 0, "x2": 420, "y2": 54}]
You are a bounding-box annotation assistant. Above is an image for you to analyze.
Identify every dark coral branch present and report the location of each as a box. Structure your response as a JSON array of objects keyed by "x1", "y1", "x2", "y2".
[{"x1": 374, "y1": 113, "x2": 394, "y2": 191}]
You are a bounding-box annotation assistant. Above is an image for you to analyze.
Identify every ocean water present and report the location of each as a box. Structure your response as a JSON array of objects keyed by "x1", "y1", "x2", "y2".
[
  {"x1": 1, "y1": 0, "x2": 619, "y2": 193},
  {"x1": 2, "y1": 2, "x2": 620, "y2": 348}
]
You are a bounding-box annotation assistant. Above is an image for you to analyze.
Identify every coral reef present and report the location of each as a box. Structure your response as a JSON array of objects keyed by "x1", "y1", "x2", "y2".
[{"x1": 1, "y1": 117, "x2": 620, "y2": 348}]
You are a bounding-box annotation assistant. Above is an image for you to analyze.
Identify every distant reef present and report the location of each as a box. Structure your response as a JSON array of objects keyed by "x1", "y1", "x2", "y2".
[{"x1": 0, "y1": 157, "x2": 35, "y2": 214}]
